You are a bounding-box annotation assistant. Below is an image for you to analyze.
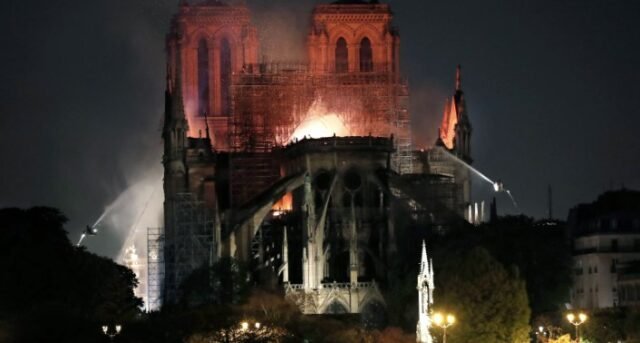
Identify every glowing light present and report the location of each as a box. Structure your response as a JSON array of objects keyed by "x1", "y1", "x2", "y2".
[
  {"x1": 439, "y1": 99, "x2": 458, "y2": 149},
  {"x1": 433, "y1": 312, "x2": 455, "y2": 328},
  {"x1": 289, "y1": 98, "x2": 350, "y2": 142},
  {"x1": 446, "y1": 314, "x2": 456, "y2": 325},
  {"x1": 290, "y1": 113, "x2": 349, "y2": 142},
  {"x1": 272, "y1": 192, "x2": 293, "y2": 216},
  {"x1": 579, "y1": 313, "x2": 587, "y2": 322}
]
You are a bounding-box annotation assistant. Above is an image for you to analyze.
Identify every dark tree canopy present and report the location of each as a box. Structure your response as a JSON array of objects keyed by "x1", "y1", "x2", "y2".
[
  {"x1": 0, "y1": 207, "x2": 141, "y2": 342},
  {"x1": 179, "y1": 257, "x2": 252, "y2": 307},
  {"x1": 434, "y1": 247, "x2": 531, "y2": 343}
]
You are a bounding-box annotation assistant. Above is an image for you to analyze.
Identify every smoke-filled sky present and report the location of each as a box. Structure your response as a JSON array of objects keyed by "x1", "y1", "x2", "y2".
[{"x1": 1, "y1": 0, "x2": 639, "y2": 258}]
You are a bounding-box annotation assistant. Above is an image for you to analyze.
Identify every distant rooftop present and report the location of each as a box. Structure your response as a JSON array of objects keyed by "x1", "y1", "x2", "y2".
[{"x1": 569, "y1": 189, "x2": 640, "y2": 236}]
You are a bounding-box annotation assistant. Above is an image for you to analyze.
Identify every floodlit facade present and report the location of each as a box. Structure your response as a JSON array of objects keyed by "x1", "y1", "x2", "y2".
[{"x1": 569, "y1": 190, "x2": 640, "y2": 309}]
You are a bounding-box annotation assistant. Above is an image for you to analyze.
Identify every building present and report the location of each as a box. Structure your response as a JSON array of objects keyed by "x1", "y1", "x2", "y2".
[
  {"x1": 154, "y1": 0, "x2": 475, "y2": 314},
  {"x1": 617, "y1": 261, "x2": 640, "y2": 307},
  {"x1": 569, "y1": 189, "x2": 640, "y2": 309}
]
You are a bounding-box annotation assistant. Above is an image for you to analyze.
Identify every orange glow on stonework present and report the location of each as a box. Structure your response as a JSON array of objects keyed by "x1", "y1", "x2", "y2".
[
  {"x1": 272, "y1": 192, "x2": 293, "y2": 216},
  {"x1": 289, "y1": 99, "x2": 351, "y2": 142}
]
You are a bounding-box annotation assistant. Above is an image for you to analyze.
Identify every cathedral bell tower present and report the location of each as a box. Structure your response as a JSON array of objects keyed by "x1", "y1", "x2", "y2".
[
  {"x1": 167, "y1": 0, "x2": 259, "y2": 149},
  {"x1": 307, "y1": 1, "x2": 400, "y2": 75}
]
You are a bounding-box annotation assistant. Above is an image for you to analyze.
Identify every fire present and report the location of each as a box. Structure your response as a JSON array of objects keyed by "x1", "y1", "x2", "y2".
[
  {"x1": 272, "y1": 192, "x2": 293, "y2": 216},
  {"x1": 289, "y1": 99, "x2": 350, "y2": 142}
]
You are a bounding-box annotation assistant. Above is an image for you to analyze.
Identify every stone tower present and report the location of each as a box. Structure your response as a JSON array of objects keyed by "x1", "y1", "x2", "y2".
[
  {"x1": 416, "y1": 241, "x2": 434, "y2": 343},
  {"x1": 305, "y1": 0, "x2": 412, "y2": 174},
  {"x1": 166, "y1": 0, "x2": 259, "y2": 149},
  {"x1": 307, "y1": 0, "x2": 400, "y2": 75}
]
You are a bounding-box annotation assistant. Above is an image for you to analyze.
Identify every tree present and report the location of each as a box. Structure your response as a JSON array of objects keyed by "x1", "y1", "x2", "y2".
[
  {"x1": 434, "y1": 247, "x2": 531, "y2": 343},
  {"x1": 625, "y1": 308, "x2": 640, "y2": 343},
  {"x1": 429, "y1": 216, "x2": 572, "y2": 319},
  {"x1": 180, "y1": 257, "x2": 252, "y2": 306},
  {"x1": 581, "y1": 308, "x2": 626, "y2": 343},
  {"x1": 0, "y1": 207, "x2": 141, "y2": 342}
]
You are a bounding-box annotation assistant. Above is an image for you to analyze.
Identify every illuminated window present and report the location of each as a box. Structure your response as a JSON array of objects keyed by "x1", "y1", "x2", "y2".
[
  {"x1": 359, "y1": 37, "x2": 373, "y2": 72},
  {"x1": 335, "y1": 37, "x2": 348, "y2": 73},
  {"x1": 197, "y1": 39, "x2": 210, "y2": 116},
  {"x1": 220, "y1": 38, "x2": 232, "y2": 116}
]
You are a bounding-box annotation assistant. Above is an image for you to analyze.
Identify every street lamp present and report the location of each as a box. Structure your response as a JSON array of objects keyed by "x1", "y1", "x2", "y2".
[
  {"x1": 433, "y1": 312, "x2": 456, "y2": 343},
  {"x1": 102, "y1": 324, "x2": 122, "y2": 342},
  {"x1": 566, "y1": 312, "x2": 587, "y2": 343}
]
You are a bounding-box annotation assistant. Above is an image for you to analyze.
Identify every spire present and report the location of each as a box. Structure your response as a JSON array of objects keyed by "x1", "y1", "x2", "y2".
[
  {"x1": 417, "y1": 240, "x2": 435, "y2": 343},
  {"x1": 455, "y1": 64, "x2": 462, "y2": 91},
  {"x1": 420, "y1": 240, "x2": 428, "y2": 274}
]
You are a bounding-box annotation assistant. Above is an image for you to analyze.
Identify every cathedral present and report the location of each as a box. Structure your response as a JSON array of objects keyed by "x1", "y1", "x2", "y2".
[{"x1": 152, "y1": 0, "x2": 474, "y2": 322}]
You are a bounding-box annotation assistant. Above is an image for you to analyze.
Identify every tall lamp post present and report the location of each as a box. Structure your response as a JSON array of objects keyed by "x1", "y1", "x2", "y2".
[
  {"x1": 566, "y1": 312, "x2": 587, "y2": 343},
  {"x1": 433, "y1": 312, "x2": 456, "y2": 343},
  {"x1": 102, "y1": 324, "x2": 122, "y2": 342}
]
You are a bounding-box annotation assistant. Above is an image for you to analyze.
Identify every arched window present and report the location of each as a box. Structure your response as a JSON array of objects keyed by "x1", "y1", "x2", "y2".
[
  {"x1": 359, "y1": 37, "x2": 373, "y2": 72},
  {"x1": 335, "y1": 37, "x2": 348, "y2": 73},
  {"x1": 220, "y1": 38, "x2": 232, "y2": 116},
  {"x1": 197, "y1": 39, "x2": 210, "y2": 116}
]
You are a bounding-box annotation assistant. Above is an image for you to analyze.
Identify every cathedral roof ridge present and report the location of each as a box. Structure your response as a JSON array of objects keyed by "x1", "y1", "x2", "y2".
[
  {"x1": 314, "y1": 1, "x2": 391, "y2": 14},
  {"x1": 194, "y1": 0, "x2": 229, "y2": 6}
]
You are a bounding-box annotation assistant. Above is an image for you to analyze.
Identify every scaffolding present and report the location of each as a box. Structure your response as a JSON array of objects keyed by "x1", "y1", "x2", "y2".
[
  {"x1": 229, "y1": 64, "x2": 412, "y2": 174},
  {"x1": 164, "y1": 192, "x2": 215, "y2": 303},
  {"x1": 146, "y1": 227, "x2": 164, "y2": 312}
]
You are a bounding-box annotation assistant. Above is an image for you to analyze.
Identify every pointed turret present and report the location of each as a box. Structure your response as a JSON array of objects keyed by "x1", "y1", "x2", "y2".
[
  {"x1": 438, "y1": 65, "x2": 472, "y2": 162},
  {"x1": 420, "y1": 240, "x2": 428, "y2": 274},
  {"x1": 417, "y1": 240, "x2": 434, "y2": 343}
]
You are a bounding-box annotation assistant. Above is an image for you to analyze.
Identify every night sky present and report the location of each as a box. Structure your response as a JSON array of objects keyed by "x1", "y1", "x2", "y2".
[{"x1": 1, "y1": 0, "x2": 639, "y2": 258}]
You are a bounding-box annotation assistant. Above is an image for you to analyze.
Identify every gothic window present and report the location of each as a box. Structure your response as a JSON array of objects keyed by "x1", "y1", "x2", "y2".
[
  {"x1": 325, "y1": 301, "x2": 348, "y2": 314},
  {"x1": 359, "y1": 37, "x2": 373, "y2": 72},
  {"x1": 197, "y1": 39, "x2": 210, "y2": 116},
  {"x1": 220, "y1": 38, "x2": 232, "y2": 116},
  {"x1": 335, "y1": 37, "x2": 348, "y2": 73}
]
